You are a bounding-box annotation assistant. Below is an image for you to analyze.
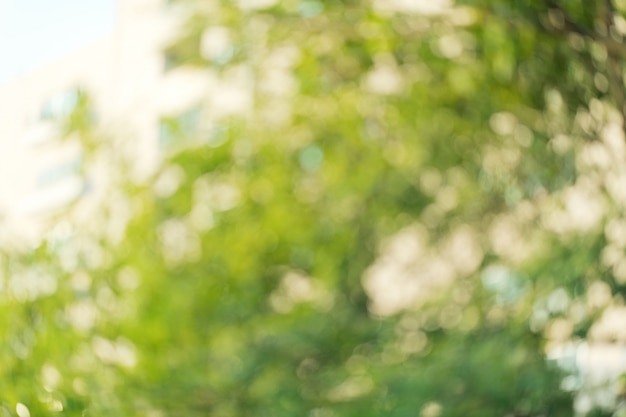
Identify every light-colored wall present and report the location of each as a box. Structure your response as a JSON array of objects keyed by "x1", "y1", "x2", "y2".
[
  {"x1": 0, "y1": 35, "x2": 116, "y2": 242},
  {"x1": 0, "y1": 0, "x2": 195, "y2": 242}
]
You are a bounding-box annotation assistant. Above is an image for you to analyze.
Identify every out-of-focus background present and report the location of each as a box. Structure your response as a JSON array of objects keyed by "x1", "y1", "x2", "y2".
[{"x1": 1, "y1": 0, "x2": 626, "y2": 416}]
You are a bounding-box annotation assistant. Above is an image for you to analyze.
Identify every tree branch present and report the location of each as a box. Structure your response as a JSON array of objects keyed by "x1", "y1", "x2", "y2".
[
  {"x1": 546, "y1": 0, "x2": 626, "y2": 132},
  {"x1": 546, "y1": 0, "x2": 626, "y2": 58}
]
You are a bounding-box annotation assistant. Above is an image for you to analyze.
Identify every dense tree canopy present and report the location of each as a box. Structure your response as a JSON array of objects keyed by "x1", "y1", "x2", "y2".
[{"x1": 2, "y1": 0, "x2": 626, "y2": 416}]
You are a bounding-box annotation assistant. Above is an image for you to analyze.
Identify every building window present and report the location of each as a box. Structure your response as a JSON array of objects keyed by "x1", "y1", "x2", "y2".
[
  {"x1": 40, "y1": 88, "x2": 80, "y2": 121},
  {"x1": 37, "y1": 156, "x2": 83, "y2": 189},
  {"x1": 159, "y1": 107, "x2": 202, "y2": 147}
]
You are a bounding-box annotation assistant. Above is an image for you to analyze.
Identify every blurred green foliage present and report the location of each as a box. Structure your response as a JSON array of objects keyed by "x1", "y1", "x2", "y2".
[{"x1": 3, "y1": 0, "x2": 626, "y2": 416}]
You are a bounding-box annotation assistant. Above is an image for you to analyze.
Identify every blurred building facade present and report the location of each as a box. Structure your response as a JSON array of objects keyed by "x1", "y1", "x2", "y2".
[{"x1": 0, "y1": 0, "x2": 208, "y2": 242}]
